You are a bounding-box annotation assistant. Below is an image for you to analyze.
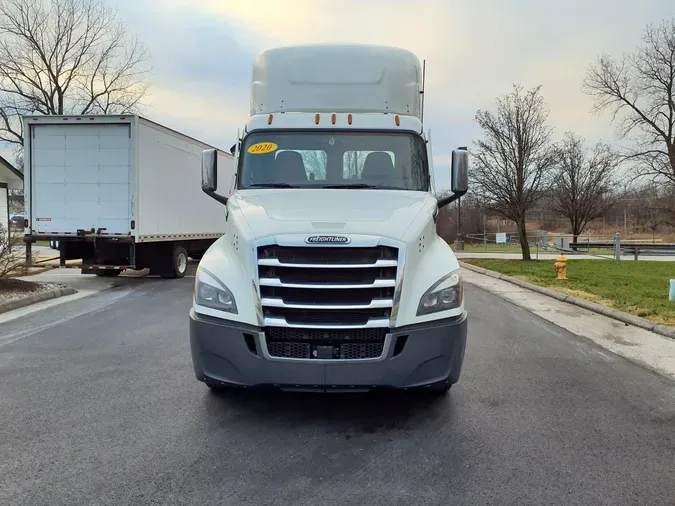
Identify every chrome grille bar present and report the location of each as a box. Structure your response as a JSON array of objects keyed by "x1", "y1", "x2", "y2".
[
  {"x1": 261, "y1": 297, "x2": 393, "y2": 310},
  {"x1": 257, "y1": 243, "x2": 399, "y2": 332},
  {"x1": 258, "y1": 258, "x2": 398, "y2": 269},
  {"x1": 259, "y1": 278, "x2": 396, "y2": 289},
  {"x1": 263, "y1": 317, "x2": 391, "y2": 329}
]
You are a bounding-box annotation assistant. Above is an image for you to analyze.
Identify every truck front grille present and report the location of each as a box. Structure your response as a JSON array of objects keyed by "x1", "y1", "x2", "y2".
[
  {"x1": 257, "y1": 244, "x2": 398, "y2": 360},
  {"x1": 266, "y1": 341, "x2": 385, "y2": 360},
  {"x1": 264, "y1": 328, "x2": 387, "y2": 360}
]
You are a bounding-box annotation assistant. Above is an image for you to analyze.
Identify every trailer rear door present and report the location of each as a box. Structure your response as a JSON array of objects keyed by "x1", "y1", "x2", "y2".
[{"x1": 30, "y1": 123, "x2": 132, "y2": 235}]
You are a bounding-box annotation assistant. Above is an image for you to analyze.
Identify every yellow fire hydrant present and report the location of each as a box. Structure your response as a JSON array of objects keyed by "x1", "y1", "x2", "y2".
[{"x1": 554, "y1": 255, "x2": 567, "y2": 280}]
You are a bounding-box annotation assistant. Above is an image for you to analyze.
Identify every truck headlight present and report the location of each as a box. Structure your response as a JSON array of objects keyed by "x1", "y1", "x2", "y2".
[
  {"x1": 416, "y1": 269, "x2": 463, "y2": 316},
  {"x1": 194, "y1": 267, "x2": 238, "y2": 314}
]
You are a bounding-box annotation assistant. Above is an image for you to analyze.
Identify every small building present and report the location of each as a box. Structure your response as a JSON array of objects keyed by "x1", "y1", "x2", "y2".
[{"x1": 0, "y1": 154, "x2": 24, "y2": 244}]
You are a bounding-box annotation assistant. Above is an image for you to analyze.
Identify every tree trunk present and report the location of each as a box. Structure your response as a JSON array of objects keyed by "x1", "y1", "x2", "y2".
[
  {"x1": 517, "y1": 217, "x2": 531, "y2": 260},
  {"x1": 572, "y1": 234, "x2": 579, "y2": 252}
]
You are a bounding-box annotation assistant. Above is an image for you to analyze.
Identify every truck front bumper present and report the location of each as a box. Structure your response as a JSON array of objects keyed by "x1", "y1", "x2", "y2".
[{"x1": 189, "y1": 309, "x2": 468, "y2": 392}]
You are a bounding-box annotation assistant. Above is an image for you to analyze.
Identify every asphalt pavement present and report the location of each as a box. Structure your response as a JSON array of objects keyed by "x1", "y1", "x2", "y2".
[{"x1": 1, "y1": 277, "x2": 675, "y2": 505}]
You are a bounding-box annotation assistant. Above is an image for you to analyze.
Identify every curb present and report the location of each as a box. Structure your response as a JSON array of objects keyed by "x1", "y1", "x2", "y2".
[
  {"x1": 460, "y1": 262, "x2": 675, "y2": 340},
  {"x1": 0, "y1": 287, "x2": 78, "y2": 315}
]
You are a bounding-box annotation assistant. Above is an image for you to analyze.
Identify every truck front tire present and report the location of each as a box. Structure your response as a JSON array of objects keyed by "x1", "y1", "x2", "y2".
[
  {"x1": 424, "y1": 376, "x2": 452, "y2": 396},
  {"x1": 428, "y1": 381, "x2": 451, "y2": 395}
]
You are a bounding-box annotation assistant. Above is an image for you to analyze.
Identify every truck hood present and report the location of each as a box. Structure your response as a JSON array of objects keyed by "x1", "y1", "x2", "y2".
[{"x1": 231, "y1": 189, "x2": 433, "y2": 241}]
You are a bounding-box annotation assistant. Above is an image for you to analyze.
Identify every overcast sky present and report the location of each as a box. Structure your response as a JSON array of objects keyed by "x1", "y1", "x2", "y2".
[{"x1": 5, "y1": 0, "x2": 674, "y2": 191}]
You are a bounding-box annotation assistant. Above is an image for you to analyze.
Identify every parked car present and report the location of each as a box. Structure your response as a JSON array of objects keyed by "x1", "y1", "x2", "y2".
[{"x1": 10, "y1": 214, "x2": 25, "y2": 228}]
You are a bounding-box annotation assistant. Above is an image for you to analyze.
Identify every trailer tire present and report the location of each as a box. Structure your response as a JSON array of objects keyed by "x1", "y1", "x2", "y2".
[
  {"x1": 162, "y1": 245, "x2": 188, "y2": 279},
  {"x1": 95, "y1": 269, "x2": 121, "y2": 277}
]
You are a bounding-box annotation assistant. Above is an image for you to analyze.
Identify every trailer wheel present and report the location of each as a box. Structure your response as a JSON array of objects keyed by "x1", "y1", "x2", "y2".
[
  {"x1": 95, "y1": 269, "x2": 121, "y2": 277},
  {"x1": 163, "y1": 245, "x2": 188, "y2": 279}
]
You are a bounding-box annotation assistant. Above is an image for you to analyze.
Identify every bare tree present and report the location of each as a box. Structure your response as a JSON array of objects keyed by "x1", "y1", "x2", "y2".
[
  {"x1": 0, "y1": 0, "x2": 151, "y2": 150},
  {"x1": 344, "y1": 151, "x2": 367, "y2": 178},
  {"x1": 549, "y1": 132, "x2": 618, "y2": 245},
  {"x1": 13, "y1": 151, "x2": 23, "y2": 172},
  {"x1": 472, "y1": 84, "x2": 557, "y2": 260},
  {"x1": 436, "y1": 191, "x2": 483, "y2": 244},
  {"x1": 0, "y1": 224, "x2": 22, "y2": 278},
  {"x1": 582, "y1": 17, "x2": 675, "y2": 185},
  {"x1": 299, "y1": 150, "x2": 327, "y2": 180}
]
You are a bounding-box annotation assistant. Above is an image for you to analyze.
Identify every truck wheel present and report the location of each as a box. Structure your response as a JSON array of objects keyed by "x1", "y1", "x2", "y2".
[
  {"x1": 426, "y1": 379, "x2": 452, "y2": 396},
  {"x1": 163, "y1": 246, "x2": 188, "y2": 279},
  {"x1": 206, "y1": 381, "x2": 235, "y2": 395}
]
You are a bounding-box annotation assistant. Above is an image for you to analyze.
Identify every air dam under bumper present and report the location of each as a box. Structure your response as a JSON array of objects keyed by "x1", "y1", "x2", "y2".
[{"x1": 189, "y1": 309, "x2": 468, "y2": 392}]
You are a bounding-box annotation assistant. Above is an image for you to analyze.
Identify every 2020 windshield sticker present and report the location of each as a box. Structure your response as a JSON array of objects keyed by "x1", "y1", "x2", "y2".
[{"x1": 247, "y1": 142, "x2": 278, "y2": 155}]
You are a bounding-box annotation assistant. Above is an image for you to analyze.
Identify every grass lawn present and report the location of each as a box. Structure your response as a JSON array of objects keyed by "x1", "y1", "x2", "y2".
[
  {"x1": 462, "y1": 244, "x2": 613, "y2": 255},
  {"x1": 463, "y1": 258, "x2": 675, "y2": 326}
]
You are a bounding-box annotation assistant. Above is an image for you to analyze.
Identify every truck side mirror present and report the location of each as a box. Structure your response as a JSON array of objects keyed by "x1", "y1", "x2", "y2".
[
  {"x1": 436, "y1": 147, "x2": 469, "y2": 208},
  {"x1": 202, "y1": 149, "x2": 218, "y2": 192},
  {"x1": 450, "y1": 147, "x2": 469, "y2": 193},
  {"x1": 201, "y1": 149, "x2": 229, "y2": 206}
]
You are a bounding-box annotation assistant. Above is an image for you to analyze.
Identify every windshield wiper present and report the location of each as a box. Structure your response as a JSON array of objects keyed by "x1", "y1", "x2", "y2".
[
  {"x1": 321, "y1": 183, "x2": 380, "y2": 189},
  {"x1": 249, "y1": 183, "x2": 301, "y2": 188},
  {"x1": 321, "y1": 183, "x2": 402, "y2": 189}
]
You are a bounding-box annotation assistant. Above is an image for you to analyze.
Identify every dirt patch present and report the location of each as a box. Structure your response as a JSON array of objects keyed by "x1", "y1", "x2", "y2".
[
  {"x1": 547, "y1": 287, "x2": 675, "y2": 326},
  {"x1": 555, "y1": 288, "x2": 616, "y2": 308},
  {"x1": 642, "y1": 313, "x2": 675, "y2": 327},
  {"x1": 0, "y1": 278, "x2": 66, "y2": 305},
  {"x1": 7, "y1": 265, "x2": 49, "y2": 277}
]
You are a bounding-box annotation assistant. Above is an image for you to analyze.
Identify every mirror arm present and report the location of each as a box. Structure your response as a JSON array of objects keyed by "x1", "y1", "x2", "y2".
[
  {"x1": 437, "y1": 189, "x2": 467, "y2": 208},
  {"x1": 204, "y1": 189, "x2": 229, "y2": 206}
]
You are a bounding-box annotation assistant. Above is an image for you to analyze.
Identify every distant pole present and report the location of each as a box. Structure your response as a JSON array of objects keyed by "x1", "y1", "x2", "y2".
[
  {"x1": 614, "y1": 232, "x2": 621, "y2": 260},
  {"x1": 420, "y1": 60, "x2": 426, "y2": 124},
  {"x1": 453, "y1": 197, "x2": 464, "y2": 251},
  {"x1": 457, "y1": 197, "x2": 462, "y2": 238}
]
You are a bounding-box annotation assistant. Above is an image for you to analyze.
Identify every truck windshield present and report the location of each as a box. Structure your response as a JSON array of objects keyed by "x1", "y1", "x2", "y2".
[{"x1": 237, "y1": 131, "x2": 429, "y2": 191}]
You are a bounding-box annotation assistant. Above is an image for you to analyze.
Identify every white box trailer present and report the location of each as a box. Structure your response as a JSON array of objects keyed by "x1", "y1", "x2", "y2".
[{"x1": 23, "y1": 115, "x2": 235, "y2": 278}]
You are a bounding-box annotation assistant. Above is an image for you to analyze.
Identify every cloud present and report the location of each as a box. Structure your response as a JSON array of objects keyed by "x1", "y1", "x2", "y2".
[
  {"x1": 9, "y1": 0, "x2": 672, "y2": 192},
  {"x1": 178, "y1": 0, "x2": 672, "y2": 151},
  {"x1": 141, "y1": 86, "x2": 243, "y2": 148}
]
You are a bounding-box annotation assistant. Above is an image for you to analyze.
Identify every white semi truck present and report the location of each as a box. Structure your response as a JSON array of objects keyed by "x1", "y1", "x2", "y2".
[
  {"x1": 23, "y1": 115, "x2": 234, "y2": 278},
  {"x1": 190, "y1": 43, "x2": 469, "y2": 394}
]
